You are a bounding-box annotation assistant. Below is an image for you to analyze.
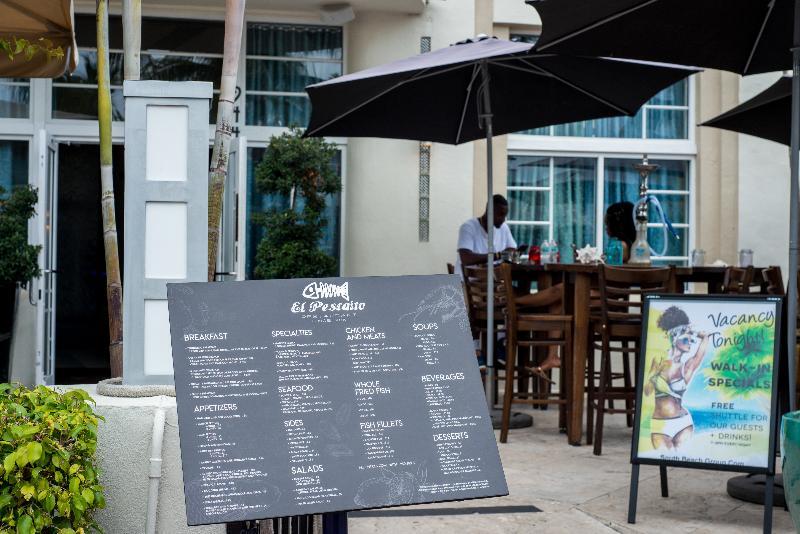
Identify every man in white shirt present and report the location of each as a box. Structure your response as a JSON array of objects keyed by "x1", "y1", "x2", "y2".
[
  {"x1": 456, "y1": 194, "x2": 562, "y2": 378},
  {"x1": 455, "y1": 194, "x2": 517, "y2": 276}
]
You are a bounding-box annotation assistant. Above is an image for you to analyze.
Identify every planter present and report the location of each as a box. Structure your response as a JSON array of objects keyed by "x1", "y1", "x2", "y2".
[{"x1": 781, "y1": 411, "x2": 800, "y2": 529}]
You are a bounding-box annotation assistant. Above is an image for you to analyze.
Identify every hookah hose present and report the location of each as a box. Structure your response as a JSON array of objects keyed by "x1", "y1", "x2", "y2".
[{"x1": 633, "y1": 194, "x2": 680, "y2": 257}]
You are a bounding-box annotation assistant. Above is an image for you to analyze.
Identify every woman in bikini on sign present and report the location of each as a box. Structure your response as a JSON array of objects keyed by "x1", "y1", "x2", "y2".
[{"x1": 644, "y1": 306, "x2": 710, "y2": 450}]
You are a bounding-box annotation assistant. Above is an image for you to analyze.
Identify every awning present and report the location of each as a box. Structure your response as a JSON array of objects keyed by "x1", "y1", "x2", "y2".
[{"x1": 0, "y1": 0, "x2": 79, "y2": 78}]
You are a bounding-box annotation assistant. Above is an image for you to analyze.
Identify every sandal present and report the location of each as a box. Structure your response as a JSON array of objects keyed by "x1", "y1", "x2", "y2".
[{"x1": 525, "y1": 353, "x2": 560, "y2": 384}]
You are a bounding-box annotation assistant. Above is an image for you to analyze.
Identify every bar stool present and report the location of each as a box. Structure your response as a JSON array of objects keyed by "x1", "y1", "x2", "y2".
[
  {"x1": 722, "y1": 266, "x2": 755, "y2": 294},
  {"x1": 590, "y1": 265, "x2": 674, "y2": 456},
  {"x1": 497, "y1": 263, "x2": 573, "y2": 443},
  {"x1": 462, "y1": 264, "x2": 506, "y2": 395}
]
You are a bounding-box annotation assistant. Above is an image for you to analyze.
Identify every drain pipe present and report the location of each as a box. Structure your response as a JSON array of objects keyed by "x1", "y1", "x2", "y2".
[{"x1": 146, "y1": 397, "x2": 168, "y2": 534}]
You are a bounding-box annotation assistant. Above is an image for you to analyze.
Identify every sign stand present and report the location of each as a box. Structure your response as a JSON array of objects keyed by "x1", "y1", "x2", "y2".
[
  {"x1": 763, "y1": 475, "x2": 775, "y2": 534},
  {"x1": 627, "y1": 464, "x2": 669, "y2": 523},
  {"x1": 626, "y1": 295, "x2": 783, "y2": 534}
]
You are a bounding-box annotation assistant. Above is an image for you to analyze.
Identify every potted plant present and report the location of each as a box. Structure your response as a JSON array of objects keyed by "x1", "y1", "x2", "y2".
[
  {"x1": 783, "y1": 411, "x2": 800, "y2": 529},
  {"x1": 0, "y1": 383, "x2": 105, "y2": 533},
  {"x1": 253, "y1": 127, "x2": 341, "y2": 279},
  {"x1": 0, "y1": 185, "x2": 41, "y2": 382}
]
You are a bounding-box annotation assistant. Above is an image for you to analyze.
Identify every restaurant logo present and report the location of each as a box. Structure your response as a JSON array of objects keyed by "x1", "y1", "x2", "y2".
[{"x1": 302, "y1": 281, "x2": 350, "y2": 301}]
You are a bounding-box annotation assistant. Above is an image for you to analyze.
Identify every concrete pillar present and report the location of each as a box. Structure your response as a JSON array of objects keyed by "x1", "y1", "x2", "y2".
[
  {"x1": 695, "y1": 70, "x2": 740, "y2": 265},
  {"x1": 122, "y1": 81, "x2": 212, "y2": 385}
]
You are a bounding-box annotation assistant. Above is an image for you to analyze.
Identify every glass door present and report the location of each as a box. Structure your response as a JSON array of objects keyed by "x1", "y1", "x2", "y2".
[
  {"x1": 36, "y1": 132, "x2": 58, "y2": 384},
  {"x1": 216, "y1": 136, "x2": 247, "y2": 281}
]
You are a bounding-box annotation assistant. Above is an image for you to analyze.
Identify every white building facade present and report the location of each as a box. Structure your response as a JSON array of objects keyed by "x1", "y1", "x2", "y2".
[{"x1": 5, "y1": 0, "x2": 764, "y2": 385}]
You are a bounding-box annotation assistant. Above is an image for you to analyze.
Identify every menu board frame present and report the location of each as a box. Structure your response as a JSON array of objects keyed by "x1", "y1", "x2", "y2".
[
  {"x1": 167, "y1": 275, "x2": 508, "y2": 526},
  {"x1": 627, "y1": 294, "x2": 785, "y2": 534},
  {"x1": 631, "y1": 294, "x2": 783, "y2": 474}
]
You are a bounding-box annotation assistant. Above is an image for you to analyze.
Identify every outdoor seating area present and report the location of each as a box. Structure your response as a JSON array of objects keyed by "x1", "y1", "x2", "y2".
[
  {"x1": 462, "y1": 261, "x2": 792, "y2": 447},
  {"x1": 4, "y1": 0, "x2": 800, "y2": 533}
]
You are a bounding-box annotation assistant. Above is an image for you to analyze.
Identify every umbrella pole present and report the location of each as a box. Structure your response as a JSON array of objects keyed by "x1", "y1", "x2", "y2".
[
  {"x1": 789, "y1": 3, "x2": 800, "y2": 413},
  {"x1": 480, "y1": 60, "x2": 496, "y2": 408}
]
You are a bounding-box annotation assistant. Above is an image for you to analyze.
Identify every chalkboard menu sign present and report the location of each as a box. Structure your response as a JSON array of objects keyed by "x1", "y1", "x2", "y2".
[{"x1": 167, "y1": 275, "x2": 508, "y2": 526}]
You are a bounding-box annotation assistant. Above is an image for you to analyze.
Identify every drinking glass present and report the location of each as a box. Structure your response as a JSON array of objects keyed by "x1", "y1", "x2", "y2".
[
  {"x1": 691, "y1": 249, "x2": 706, "y2": 267},
  {"x1": 739, "y1": 249, "x2": 754, "y2": 267}
]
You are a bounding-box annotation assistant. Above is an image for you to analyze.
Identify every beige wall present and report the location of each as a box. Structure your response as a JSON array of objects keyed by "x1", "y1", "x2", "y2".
[
  {"x1": 494, "y1": 0, "x2": 542, "y2": 28},
  {"x1": 343, "y1": 3, "x2": 477, "y2": 276},
  {"x1": 737, "y1": 72, "x2": 790, "y2": 277},
  {"x1": 695, "y1": 70, "x2": 740, "y2": 265},
  {"x1": 343, "y1": 1, "x2": 744, "y2": 276}
]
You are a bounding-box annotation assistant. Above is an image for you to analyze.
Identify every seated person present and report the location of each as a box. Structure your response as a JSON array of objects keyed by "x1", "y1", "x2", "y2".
[
  {"x1": 456, "y1": 194, "x2": 561, "y2": 377},
  {"x1": 455, "y1": 194, "x2": 517, "y2": 275},
  {"x1": 605, "y1": 201, "x2": 636, "y2": 263}
]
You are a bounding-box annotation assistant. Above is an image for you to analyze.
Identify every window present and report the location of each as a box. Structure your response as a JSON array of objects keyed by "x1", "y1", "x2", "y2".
[
  {"x1": 246, "y1": 147, "x2": 342, "y2": 278},
  {"x1": 521, "y1": 79, "x2": 689, "y2": 140},
  {"x1": 0, "y1": 140, "x2": 29, "y2": 194},
  {"x1": 51, "y1": 49, "x2": 125, "y2": 120},
  {"x1": 52, "y1": 16, "x2": 224, "y2": 121},
  {"x1": 0, "y1": 79, "x2": 30, "y2": 119},
  {"x1": 604, "y1": 158, "x2": 690, "y2": 262},
  {"x1": 507, "y1": 155, "x2": 596, "y2": 255},
  {"x1": 510, "y1": 33, "x2": 538, "y2": 45},
  {"x1": 507, "y1": 155, "x2": 690, "y2": 264},
  {"x1": 246, "y1": 23, "x2": 343, "y2": 127},
  {"x1": 509, "y1": 32, "x2": 690, "y2": 140}
]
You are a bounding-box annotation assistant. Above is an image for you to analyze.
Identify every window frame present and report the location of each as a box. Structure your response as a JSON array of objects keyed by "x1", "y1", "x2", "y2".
[
  {"x1": 241, "y1": 16, "x2": 348, "y2": 275},
  {"x1": 49, "y1": 47, "x2": 225, "y2": 123},
  {"x1": 243, "y1": 22, "x2": 344, "y2": 128},
  {"x1": 506, "y1": 150, "x2": 696, "y2": 265},
  {"x1": 509, "y1": 74, "x2": 697, "y2": 150},
  {"x1": 0, "y1": 79, "x2": 32, "y2": 120}
]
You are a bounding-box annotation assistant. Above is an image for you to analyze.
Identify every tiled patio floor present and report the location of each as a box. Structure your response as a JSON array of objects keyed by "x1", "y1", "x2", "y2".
[{"x1": 349, "y1": 409, "x2": 796, "y2": 533}]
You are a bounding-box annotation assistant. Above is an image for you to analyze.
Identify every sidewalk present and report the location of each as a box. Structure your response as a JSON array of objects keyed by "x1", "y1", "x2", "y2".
[{"x1": 349, "y1": 409, "x2": 795, "y2": 533}]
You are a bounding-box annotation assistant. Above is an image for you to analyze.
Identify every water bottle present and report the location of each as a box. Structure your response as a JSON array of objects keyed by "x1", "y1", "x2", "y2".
[
  {"x1": 540, "y1": 240, "x2": 551, "y2": 265},
  {"x1": 552, "y1": 240, "x2": 560, "y2": 263},
  {"x1": 606, "y1": 237, "x2": 623, "y2": 265}
]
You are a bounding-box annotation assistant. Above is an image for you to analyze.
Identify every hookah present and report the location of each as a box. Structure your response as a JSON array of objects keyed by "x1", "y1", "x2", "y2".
[{"x1": 628, "y1": 155, "x2": 679, "y2": 265}]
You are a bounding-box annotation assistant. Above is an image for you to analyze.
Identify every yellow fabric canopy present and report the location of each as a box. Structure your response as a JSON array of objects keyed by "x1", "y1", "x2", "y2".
[{"x1": 0, "y1": 0, "x2": 78, "y2": 78}]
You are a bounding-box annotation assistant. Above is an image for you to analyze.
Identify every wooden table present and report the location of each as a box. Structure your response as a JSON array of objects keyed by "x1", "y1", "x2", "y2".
[{"x1": 509, "y1": 263, "x2": 763, "y2": 445}]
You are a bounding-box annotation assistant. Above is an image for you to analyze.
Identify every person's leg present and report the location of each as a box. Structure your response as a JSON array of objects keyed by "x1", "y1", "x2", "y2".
[
  {"x1": 515, "y1": 284, "x2": 563, "y2": 310},
  {"x1": 516, "y1": 284, "x2": 564, "y2": 373}
]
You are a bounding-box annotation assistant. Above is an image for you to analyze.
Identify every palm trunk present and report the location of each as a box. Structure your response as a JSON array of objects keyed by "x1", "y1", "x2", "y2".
[
  {"x1": 122, "y1": 0, "x2": 141, "y2": 81},
  {"x1": 208, "y1": 0, "x2": 246, "y2": 281},
  {"x1": 97, "y1": 0, "x2": 123, "y2": 377}
]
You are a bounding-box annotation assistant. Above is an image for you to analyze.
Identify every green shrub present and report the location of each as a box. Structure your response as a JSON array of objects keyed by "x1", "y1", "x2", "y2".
[
  {"x1": 0, "y1": 384, "x2": 105, "y2": 533},
  {"x1": 0, "y1": 185, "x2": 41, "y2": 286},
  {"x1": 253, "y1": 127, "x2": 341, "y2": 280}
]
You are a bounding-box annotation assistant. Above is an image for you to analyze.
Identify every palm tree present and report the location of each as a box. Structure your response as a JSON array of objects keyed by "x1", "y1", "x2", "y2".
[
  {"x1": 96, "y1": 0, "x2": 123, "y2": 377},
  {"x1": 207, "y1": 0, "x2": 246, "y2": 281}
]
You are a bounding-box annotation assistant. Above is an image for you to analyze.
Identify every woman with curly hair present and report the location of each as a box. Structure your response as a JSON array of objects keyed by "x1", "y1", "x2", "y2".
[{"x1": 643, "y1": 305, "x2": 710, "y2": 449}]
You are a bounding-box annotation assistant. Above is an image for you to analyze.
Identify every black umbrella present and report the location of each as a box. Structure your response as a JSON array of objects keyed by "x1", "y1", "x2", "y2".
[
  {"x1": 306, "y1": 38, "x2": 695, "y2": 143},
  {"x1": 305, "y1": 36, "x2": 697, "y2": 405},
  {"x1": 528, "y1": 0, "x2": 800, "y2": 413},
  {"x1": 702, "y1": 75, "x2": 791, "y2": 146},
  {"x1": 529, "y1": 0, "x2": 793, "y2": 74}
]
